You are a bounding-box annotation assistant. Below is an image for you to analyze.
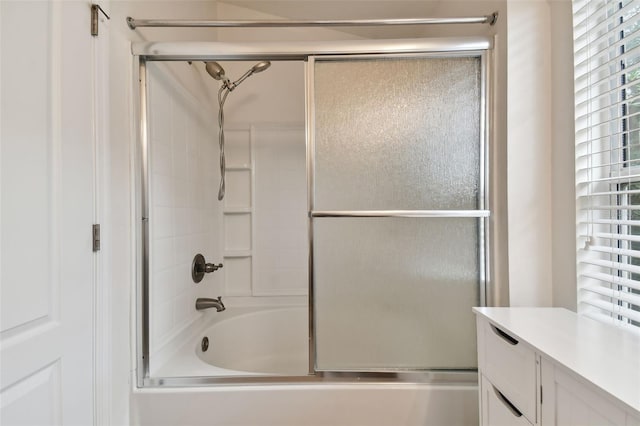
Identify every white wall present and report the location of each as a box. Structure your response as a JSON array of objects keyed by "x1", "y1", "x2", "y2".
[
  {"x1": 213, "y1": 60, "x2": 308, "y2": 304},
  {"x1": 101, "y1": 0, "x2": 581, "y2": 422},
  {"x1": 549, "y1": 0, "x2": 577, "y2": 311},
  {"x1": 505, "y1": 0, "x2": 577, "y2": 309},
  {"x1": 506, "y1": 1, "x2": 553, "y2": 307},
  {"x1": 216, "y1": 2, "x2": 367, "y2": 42},
  {"x1": 107, "y1": 1, "x2": 218, "y2": 423}
]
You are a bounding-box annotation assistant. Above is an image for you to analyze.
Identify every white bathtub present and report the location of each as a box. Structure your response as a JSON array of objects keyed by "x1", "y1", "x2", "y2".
[
  {"x1": 197, "y1": 306, "x2": 309, "y2": 375},
  {"x1": 152, "y1": 306, "x2": 308, "y2": 377},
  {"x1": 137, "y1": 306, "x2": 479, "y2": 426}
]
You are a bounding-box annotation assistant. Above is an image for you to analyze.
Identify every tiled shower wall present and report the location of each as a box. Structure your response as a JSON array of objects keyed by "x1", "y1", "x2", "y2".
[
  {"x1": 146, "y1": 60, "x2": 308, "y2": 370},
  {"x1": 222, "y1": 126, "x2": 308, "y2": 300},
  {"x1": 219, "y1": 61, "x2": 308, "y2": 305},
  {"x1": 147, "y1": 63, "x2": 222, "y2": 372}
]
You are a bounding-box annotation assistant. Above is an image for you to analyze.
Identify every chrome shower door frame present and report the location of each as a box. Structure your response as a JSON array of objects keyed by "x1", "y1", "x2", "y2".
[
  {"x1": 306, "y1": 51, "x2": 490, "y2": 373},
  {"x1": 134, "y1": 38, "x2": 493, "y2": 387}
]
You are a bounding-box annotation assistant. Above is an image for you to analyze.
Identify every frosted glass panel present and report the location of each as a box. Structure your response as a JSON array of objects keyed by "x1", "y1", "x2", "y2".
[
  {"x1": 314, "y1": 56, "x2": 481, "y2": 210},
  {"x1": 313, "y1": 218, "x2": 479, "y2": 370}
]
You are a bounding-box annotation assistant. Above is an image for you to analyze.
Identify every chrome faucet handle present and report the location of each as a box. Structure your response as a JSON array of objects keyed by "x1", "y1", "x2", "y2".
[
  {"x1": 204, "y1": 263, "x2": 223, "y2": 273},
  {"x1": 192, "y1": 254, "x2": 223, "y2": 283}
]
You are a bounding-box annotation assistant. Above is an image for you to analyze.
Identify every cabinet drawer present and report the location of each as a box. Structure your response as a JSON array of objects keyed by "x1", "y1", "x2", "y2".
[
  {"x1": 478, "y1": 318, "x2": 537, "y2": 423},
  {"x1": 481, "y1": 375, "x2": 533, "y2": 426}
]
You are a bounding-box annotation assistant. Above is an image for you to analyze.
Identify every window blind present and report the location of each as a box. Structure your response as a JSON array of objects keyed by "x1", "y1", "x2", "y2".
[{"x1": 574, "y1": 0, "x2": 640, "y2": 330}]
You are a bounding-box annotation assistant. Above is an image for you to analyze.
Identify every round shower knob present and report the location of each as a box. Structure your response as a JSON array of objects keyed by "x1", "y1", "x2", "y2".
[{"x1": 191, "y1": 253, "x2": 223, "y2": 283}]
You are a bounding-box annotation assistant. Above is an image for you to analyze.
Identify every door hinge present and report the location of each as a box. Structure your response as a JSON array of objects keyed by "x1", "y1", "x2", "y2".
[
  {"x1": 91, "y1": 4, "x2": 110, "y2": 37},
  {"x1": 93, "y1": 224, "x2": 101, "y2": 252}
]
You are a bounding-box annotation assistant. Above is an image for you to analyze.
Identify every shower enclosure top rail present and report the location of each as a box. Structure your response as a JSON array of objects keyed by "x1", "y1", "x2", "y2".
[
  {"x1": 131, "y1": 38, "x2": 493, "y2": 61},
  {"x1": 126, "y1": 13, "x2": 498, "y2": 30}
]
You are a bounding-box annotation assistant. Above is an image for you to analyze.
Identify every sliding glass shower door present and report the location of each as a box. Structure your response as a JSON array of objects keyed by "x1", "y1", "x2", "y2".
[{"x1": 309, "y1": 54, "x2": 488, "y2": 371}]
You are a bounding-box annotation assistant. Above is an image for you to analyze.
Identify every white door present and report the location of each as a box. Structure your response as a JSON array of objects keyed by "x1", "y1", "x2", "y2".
[{"x1": 1, "y1": 1, "x2": 96, "y2": 425}]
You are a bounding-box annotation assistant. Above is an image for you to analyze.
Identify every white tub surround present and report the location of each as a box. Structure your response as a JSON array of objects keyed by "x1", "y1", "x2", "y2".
[
  {"x1": 473, "y1": 307, "x2": 640, "y2": 426},
  {"x1": 132, "y1": 383, "x2": 479, "y2": 426}
]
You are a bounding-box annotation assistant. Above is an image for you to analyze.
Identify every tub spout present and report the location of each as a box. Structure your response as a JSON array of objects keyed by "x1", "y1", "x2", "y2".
[{"x1": 195, "y1": 296, "x2": 225, "y2": 312}]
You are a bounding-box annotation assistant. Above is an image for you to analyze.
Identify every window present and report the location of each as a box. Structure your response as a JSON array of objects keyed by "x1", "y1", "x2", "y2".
[{"x1": 574, "y1": 0, "x2": 640, "y2": 330}]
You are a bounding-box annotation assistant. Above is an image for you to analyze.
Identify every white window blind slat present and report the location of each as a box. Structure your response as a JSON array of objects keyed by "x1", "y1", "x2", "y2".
[
  {"x1": 587, "y1": 244, "x2": 640, "y2": 259},
  {"x1": 580, "y1": 205, "x2": 640, "y2": 210},
  {"x1": 576, "y1": 158, "x2": 640, "y2": 171},
  {"x1": 581, "y1": 271, "x2": 640, "y2": 291},
  {"x1": 582, "y1": 285, "x2": 640, "y2": 307},
  {"x1": 574, "y1": 45, "x2": 640, "y2": 87},
  {"x1": 574, "y1": 5, "x2": 630, "y2": 47},
  {"x1": 574, "y1": 15, "x2": 640, "y2": 64},
  {"x1": 589, "y1": 231, "x2": 640, "y2": 243},
  {"x1": 575, "y1": 97, "x2": 640, "y2": 127},
  {"x1": 579, "y1": 218, "x2": 640, "y2": 227},
  {"x1": 576, "y1": 150, "x2": 640, "y2": 162},
  {"x1": 587, "y1": 189, "x2": 640, "y2": 196},
  {"x1": 580, "y1": 257, "x2": 640, "y2": 275},
  {"x1": 582, "y1": 311, "x2": 640, "y2": 334},
  {"x1": 581, "y1": 299, "x2": 640, "y2": 323},
  {"x1": 577, "y1": 173, "x2": 640, "y2": 185}
]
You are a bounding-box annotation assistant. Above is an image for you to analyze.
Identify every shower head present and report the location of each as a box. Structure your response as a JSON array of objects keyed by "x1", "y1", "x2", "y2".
[
  {"x1": 205, "y1": 61, "x2": 231, "y2": 87},
  {"x1": 250, "y1": 61, "x2": 271, "y2": 74},
  {"x1": 205, "y1": 61, "x2": 226, "y2": 80},
  {"x1": 227, "y1": 61, "x2": 272, "y2": 90}
]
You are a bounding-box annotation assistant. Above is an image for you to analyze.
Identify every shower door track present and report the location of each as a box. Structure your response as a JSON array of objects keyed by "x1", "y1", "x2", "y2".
[{"x1": 135, "y1": 38, "x2": 494, "y2": 388}]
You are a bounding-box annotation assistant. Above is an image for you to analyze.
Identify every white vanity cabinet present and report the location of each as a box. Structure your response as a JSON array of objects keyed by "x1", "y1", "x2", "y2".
[{"x1": 474, "y1": 308, "x2": 640, "y2": 426}]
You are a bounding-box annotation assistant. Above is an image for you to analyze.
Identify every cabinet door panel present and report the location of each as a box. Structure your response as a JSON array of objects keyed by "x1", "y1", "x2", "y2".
[
  {"x1": 541, "y1": 359, "x2": 626, "y2": 426},
  {"x1": 627, "y1": 413, "x2": 640, "y2": 426}
]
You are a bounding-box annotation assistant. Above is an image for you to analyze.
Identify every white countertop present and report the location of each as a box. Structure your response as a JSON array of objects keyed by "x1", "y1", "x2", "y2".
[{"x1": 473, "y1": 307, "x2": 640, "y2": 416}]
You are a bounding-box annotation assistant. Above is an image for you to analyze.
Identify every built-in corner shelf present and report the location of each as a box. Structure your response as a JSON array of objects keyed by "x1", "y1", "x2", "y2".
[
  {"x1": 223, "y1": 250, "x2": 251, "y2": 258},
  {"x1": 223, "y1": 207, "x2": 251, "y2": 214},
  {"x1": 221, "y1": 126, "x2": 255, "y2": 297}
]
